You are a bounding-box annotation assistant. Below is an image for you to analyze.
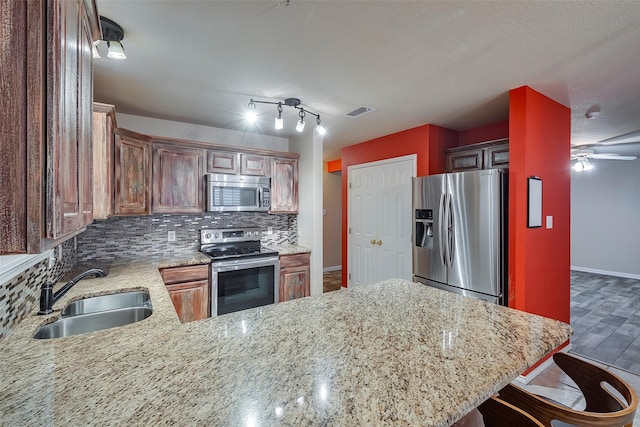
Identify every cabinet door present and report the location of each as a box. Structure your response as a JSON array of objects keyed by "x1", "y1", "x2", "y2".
[
  {"x1": 48, "y1": 0, "x2": 82, "y2": 238},
  {"x1": 114, "y1": 133, "x2": 151, "y2": 215},
  {"x1": 166, "y1": 280, "x2": 210, "y2": 322},
  {"x1": 152, "y1": 145, "x2": 203, "y2": 213},
  {"x1": 446, "y1": 149, "x2": 484, "y2": 172},
  {"x1": 484, "y1": 144, "x2": 509, "y2": 169},
  {"x1": 279, "y1": 253, "x2": 310, "y2": 302},
  {"x1": 270, "y1": 157, "x2": 299, "y2": 213},
  {"x1": 206, "y1": 150, "x2": 239, "y2": 174},
  {"x1": 92, "y1": 103, "x2": 116, "y2": 220},
  {"x1": 240, "y1": 154, "x2": 270, "y2": 176},
  {"x1": 79, "y1": 9, "x2": 93, "y2": 227}
]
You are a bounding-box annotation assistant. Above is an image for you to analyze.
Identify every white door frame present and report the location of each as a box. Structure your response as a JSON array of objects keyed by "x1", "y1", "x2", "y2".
[{"x1": 347, "y1": 154, "x2": 417, "y2": 286}]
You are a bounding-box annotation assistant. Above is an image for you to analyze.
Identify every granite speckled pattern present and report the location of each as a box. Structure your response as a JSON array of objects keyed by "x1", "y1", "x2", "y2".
[
  {"x1": 0, "y1": 261, "x2": 570, "y2": 427},
  {"x1": 266, "y1": 243, "x2": 311, "y2": 256}
]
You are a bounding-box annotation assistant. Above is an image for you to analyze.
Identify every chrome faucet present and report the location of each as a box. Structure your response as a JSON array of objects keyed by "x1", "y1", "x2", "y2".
[{"x1": 38, "y1": 268, "x2": 107, "y2": 315}]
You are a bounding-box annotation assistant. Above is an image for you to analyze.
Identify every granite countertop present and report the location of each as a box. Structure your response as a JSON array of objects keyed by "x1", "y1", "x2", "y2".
[
  {"x1": 266, "y1": 243, "x2": 311, "y2": 256},
  {"x1": 0, "y1": 259, "x2": 571, "y2": 426}
]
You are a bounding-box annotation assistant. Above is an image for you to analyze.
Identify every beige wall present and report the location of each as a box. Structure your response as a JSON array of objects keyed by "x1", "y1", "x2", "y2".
[{"x1": 323, "y1": 167, "x2": 342, "y2": 269}]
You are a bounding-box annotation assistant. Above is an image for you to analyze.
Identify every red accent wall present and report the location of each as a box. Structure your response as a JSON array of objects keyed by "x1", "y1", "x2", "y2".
[
  {"x1": 458, "y1": 120, "x2": 509, "y2": 146},
  {"x1": 339, "y1": 125, "x2": 457, "y2": 285},
  {"x1": 508, "y1": 86, "x2": 571, "y2": 323}
]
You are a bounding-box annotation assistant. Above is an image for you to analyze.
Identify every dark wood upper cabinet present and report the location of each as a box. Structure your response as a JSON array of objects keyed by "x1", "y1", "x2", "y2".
[
  {"x1": 445, "y1": 139, "x2": 509, "y2": 173},
  {"x1": 270, "y1": 157, "x2": 299, "y2": 213},
  {"x1": 114, "y1": 130, "x2": 152, "y2": 216},
  {"x1": 0, "y1": 0, "x2": 99, "y2": 254},
  {"x1": 92, "y1": 103, "x2": 117, "y2": 220},
  {"x1": 152, "y1": 144, "x2": 203, "y2": 214}
]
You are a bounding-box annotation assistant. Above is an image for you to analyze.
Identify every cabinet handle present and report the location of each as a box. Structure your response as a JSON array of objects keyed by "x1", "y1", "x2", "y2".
[
  {"x1": 370, "y1": 239, "x2": 376, "y2": 245},
  {"x1": 376, "y1": 240, "x2": 382, "y2": 246}
]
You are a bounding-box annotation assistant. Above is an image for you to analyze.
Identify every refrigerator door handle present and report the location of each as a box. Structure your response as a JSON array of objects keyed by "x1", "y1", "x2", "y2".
[
  {"x1": 447, "y1": 193, "x2": 454, "y2": 268},
  {"x1": 438, "y1": 193, "x2": 446, "y2": 266},
  {"x1": 443, "y1": 193, "x2": 453, "y2": 268}
]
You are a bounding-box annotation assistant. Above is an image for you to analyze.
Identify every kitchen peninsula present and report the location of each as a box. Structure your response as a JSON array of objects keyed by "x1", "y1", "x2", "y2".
[{"x1": 0, "y1": 261, "x2": 571, "y2": 426}]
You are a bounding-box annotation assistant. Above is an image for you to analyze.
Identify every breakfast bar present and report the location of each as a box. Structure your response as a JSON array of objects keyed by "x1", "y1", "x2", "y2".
[{"x1": 0, "y1": 262, "x2": 571, "y2": 426}]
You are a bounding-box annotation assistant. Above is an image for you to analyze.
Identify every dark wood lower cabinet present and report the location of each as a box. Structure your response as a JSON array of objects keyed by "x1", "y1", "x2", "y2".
[
  {"x1": 160, "y1": 264, "x2": 210, "y2": 322},
  {"x1": 279, "y1": 253, "x2": 310, "y2": 302}
]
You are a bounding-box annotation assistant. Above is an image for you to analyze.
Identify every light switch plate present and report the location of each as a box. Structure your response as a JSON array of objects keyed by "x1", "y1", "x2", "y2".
[
  {"x1": 167, "y1": 231, "x2": 176, "y2": 242},
  {"x1": 546, "y1": 216, "x2": 553, "y2": 229}
]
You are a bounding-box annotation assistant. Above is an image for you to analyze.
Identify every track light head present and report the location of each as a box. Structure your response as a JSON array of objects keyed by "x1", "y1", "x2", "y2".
[
  {"x1": 246, "y1": 99, "x2": 257, "y2": 123},
  {"x1": 296, "y1": 109, "x2": 306, "y2": 132},
  {"x1": 315, "y1": 116, "x2": 326, "y2": 135}
]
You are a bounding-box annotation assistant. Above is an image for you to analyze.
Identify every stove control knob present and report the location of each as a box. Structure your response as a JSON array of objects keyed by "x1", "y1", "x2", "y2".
[
  {"x1": 205, "y1": 233, "x2": 211, "y2": 239},
  {"x1": 215, "y1": 232, "x2": 220, "y2": 238}
]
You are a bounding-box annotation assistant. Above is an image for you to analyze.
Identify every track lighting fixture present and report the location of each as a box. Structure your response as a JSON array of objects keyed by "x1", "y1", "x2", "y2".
[
  {"x1": 95, "y1": 16, "x2": 127, "y2": 60},
  {"x1": 246, "y1": 98, "x2": 326, "y2": 135}
]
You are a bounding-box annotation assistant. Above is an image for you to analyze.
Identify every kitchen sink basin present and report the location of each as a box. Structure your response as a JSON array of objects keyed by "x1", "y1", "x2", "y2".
[
  {"x1": 33, "y1": 306, "x2": 152, "y2": 339},
  {"x1": 61, "y1": 290, "x2": 151, "y2": 317}
]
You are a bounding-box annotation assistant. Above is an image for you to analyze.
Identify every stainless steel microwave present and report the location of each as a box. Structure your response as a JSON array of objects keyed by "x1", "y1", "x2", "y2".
[{"x1": 205, "y1": 173, "x2": 271, "y2": 212}]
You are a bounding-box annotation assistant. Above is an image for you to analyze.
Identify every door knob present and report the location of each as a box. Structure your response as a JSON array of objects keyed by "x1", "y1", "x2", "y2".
[
  {"x1": 370, "y1": 239, "x2": 376, "y2": 245},
  {"x1": 376, "y1": 240, "x2": 382, "y2": 246}
]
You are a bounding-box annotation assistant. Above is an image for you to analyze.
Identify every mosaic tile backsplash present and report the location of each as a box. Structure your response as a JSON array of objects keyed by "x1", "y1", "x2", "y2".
[
  {"x1": 0, "y1": 239, "x2": 77, "y2": 340},
  {"x1": 77, "y1": 212, "x2": 297, "y2": 263}
]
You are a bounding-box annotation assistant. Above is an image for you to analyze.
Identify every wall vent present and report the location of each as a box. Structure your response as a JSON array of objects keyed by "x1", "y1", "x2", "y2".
[{"x1": 345, "y1": 106, "x2": 375, "y2": 118}]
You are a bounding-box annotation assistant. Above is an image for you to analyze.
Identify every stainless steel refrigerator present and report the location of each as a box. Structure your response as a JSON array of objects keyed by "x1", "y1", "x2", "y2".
[{"x1": 412, "y1": 169, "x2": 507, "y2": 305}]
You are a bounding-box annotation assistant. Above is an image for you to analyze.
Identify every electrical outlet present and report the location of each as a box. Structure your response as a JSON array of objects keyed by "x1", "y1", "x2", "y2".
[
  {"x1": 267, "y1": 227, "x2": 273, "y2": 235},
  {"x1": 298, "y1": 226, "x2": 302, "y2": 237},
  {"x1": 48, "y1": 249, "x2": 56, "y2": 268},
  {"x1": 167, "y1": 231, "x2": 176, "y2": 242}
]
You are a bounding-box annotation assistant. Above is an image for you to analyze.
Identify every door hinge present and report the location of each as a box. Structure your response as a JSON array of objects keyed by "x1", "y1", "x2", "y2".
[
  {"x1": 349, "y1": 273, "x2": 351, "y2": 280},
  {"x1": 349, "y1": 227, "x2": 351, "y2": 234},
  {"x1": 349, "y1": 182, "x2": 351, "y2": 189}
]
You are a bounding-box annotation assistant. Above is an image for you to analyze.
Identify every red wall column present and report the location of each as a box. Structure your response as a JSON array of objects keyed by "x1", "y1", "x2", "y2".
[{"x1": 508, "y1": 86, "x2": 571, "y2": 323}]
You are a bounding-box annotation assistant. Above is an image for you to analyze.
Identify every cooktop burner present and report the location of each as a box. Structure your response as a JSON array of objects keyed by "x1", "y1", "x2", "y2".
[{"x1": 199, "y1": 228, "x2": 278, "y2": 261}]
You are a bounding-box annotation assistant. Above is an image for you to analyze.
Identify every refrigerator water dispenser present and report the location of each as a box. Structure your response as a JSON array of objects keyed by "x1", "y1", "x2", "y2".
[{"x1": 415, "y1": 209, "x2": 434, "y2": 248}]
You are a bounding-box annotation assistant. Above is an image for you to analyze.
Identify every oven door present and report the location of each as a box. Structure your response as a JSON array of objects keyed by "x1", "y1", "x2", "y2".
[{"x1": 211, "y1": 256, "x2": 279, "y2": 316}]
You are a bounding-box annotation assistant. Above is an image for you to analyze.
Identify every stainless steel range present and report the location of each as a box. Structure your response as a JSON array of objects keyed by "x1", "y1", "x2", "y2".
[{"x1": 200, "y1": 228, "x2": 279, "y2": 316}]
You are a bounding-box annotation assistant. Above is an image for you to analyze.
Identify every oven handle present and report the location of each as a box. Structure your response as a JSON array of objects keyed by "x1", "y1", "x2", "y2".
[{"x1": 212, "y1": 256, "x2": 280, "y2": 272}]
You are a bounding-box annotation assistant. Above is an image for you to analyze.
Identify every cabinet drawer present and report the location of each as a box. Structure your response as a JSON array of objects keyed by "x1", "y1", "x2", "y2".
[
  {"x1": 279, "y1": 252, "x2": 310, "y2": 268},
  {"x1": 160, "y1": 264, "x2": 209, "y2": 285}
]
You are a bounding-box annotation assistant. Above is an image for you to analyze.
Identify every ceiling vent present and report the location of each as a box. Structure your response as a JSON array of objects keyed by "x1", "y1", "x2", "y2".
[{"x1": 345, "y1": 106, "x2": 375, "y2": 118}]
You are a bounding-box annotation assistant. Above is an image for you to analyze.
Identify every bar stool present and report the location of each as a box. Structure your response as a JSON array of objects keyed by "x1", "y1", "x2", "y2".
[
  {"x1": 477, "y1": 396, "x2": 545, "y2": 426},
  {"x1": 498, "y1": 352, "x2": 638, "y2": 427}
]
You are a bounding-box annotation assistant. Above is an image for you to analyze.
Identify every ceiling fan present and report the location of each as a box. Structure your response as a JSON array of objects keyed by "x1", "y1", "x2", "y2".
[{"x1": 570, "y1": 148, "x2": 637, "y2": 171}]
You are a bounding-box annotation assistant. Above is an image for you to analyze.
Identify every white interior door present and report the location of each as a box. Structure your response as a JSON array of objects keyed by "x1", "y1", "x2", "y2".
[{"x1": 348, "y1": 155, "x2": 415, "y2": 286}]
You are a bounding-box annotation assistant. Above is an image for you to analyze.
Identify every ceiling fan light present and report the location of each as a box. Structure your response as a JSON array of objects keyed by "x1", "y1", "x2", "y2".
[{"x1": 107, "y1": 41, "x2": 126, "y2": 59}]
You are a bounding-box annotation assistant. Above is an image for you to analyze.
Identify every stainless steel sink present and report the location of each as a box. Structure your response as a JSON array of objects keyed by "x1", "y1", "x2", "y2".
[
  {"x1": 61, "y1": 290, "x2": 150, "y2": 317},
  {"x1": 33, "y1": 307, "x2": 152, "y2": 339}
]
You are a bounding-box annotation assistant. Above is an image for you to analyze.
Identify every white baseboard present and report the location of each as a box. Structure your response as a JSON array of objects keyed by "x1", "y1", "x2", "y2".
[
  {"x1": 323, "y1": 265, "x2": 342, "y2": 273},
  {"x1": 571, "y1": 266, "x2": 640, "y2": 280},
  {"x1": 514, "y1": 345, "x2": 571, "y2": 385}
]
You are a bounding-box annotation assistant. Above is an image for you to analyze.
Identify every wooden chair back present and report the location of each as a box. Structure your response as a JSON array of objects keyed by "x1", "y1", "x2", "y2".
[{"x1": 499, "y1": 352, "x2": 638, "y2": 427}]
